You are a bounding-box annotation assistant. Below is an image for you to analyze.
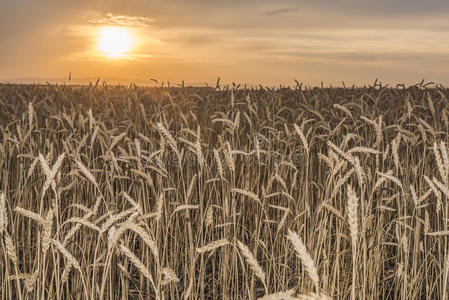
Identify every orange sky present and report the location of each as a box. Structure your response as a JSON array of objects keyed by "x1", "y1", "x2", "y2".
[{"x1": 1, "y1": 0, "x2": 449, "y2": 86}]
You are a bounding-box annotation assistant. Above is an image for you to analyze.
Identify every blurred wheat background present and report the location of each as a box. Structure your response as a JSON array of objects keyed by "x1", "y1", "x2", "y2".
[{"x1": 0, "y1": 81, "x2": 448, "y2": 299}]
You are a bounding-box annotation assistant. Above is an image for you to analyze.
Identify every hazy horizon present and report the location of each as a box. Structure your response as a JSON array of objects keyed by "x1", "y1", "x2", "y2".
[{"x1": 0, "y1": 76, "x2": 445, "y2": 89}]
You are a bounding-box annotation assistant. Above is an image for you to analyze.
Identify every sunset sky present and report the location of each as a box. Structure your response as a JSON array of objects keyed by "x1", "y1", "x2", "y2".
[{"x1": 1, "y1": 0, "x2": 449, "y2": 86}]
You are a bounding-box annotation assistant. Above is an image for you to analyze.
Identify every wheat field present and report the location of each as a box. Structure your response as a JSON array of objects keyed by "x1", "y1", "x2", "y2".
[{"x1": 0, "y1": 81, "x2": 448, "y2": 299}]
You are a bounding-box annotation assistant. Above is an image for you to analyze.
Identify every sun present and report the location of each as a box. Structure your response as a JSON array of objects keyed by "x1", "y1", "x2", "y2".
[{"x1": 98, "y1": 27, "x2": 134, "y2": 58}]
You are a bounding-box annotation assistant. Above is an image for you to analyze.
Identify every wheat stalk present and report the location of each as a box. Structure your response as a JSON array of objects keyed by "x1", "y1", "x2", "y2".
[
  {"x1": 258, "y1": 289, "x2": 297, "y2": 300},
  {"x1": 42, "y1": 209, "x2": 53, "y2": 253},
  {"x1": 347, "y1": 185, "x2": 358, "y2": 300},
  {"x1": 205, "y1": 206, "x2": 213, "y2": 227},
  {"x1": 377, "y1": 171, "x2": 403, "y2": 191},
  {"x1": 157, "y1": 122, "x2": 181, "y2": 160},
  {"x1": 232, "y1": 188, "x2": 262, "y2": 205},
  {"x1": 65, "y1": 217, "x2": 101, "y2": 232},
  {"x1": 75, "y1": 160, "x2": 98, "y2": 188},
  {"x1": 424, "y1": 175, "x2": 442, "y2": 212},
  {"x1": 162, "y1": 267, "x2": 180, "y2": 285},
  {"x1": 122, "y1": 192, "x2": 143, "y2": 215},
  {"x1": 236, "y1": 240, "x2": 267, "y2": 293},
  {"x1": 24, "y1": 269, "x2": 38, "y2": 293},
  {"x1": 53, "y1": 239, "x2": 81, "y2": 271},
  {"x1": 213, "y1": 148, "x2": 224, "y2": 178},
  {"x1": 14, "y1": 206, "x2": 45, "y2": 224},
  {"x1": 173, "y1": 204, "x2": 199, "y2": 214},
  {"x1": 61, "y1": 262, "x2": 72, "y2": 285},
  {"x1": 118, "y1": 243, "x2": 157, "y2": 292},
  {"x1": 286, "y1": 230, "x2": 319, "y2": 292},
  {"x1": 294, "y1": 124, "x2": 309, "y2": 155},
  {"x1": 101, "y1": 208, "x2": 136, "y2": 233},
  {"x1": 333, "y1": 104, "x2": 353, "y2": 119},
  {"x1": 297, "y1": 293, "x2": 332, "y2": 300},
  {"x1": 127, "y1": 224, "x2": 159, "y2": 260},
  {"x1": 347, "y1": 185, "x2": 359, "y2": 245},
  {"x1": 109, "y1": 132, "x2": 126, "y2": 152},
  {"x1": 28, "y1": 102, "x2": 34, "y2": 129},
  {"x1": 87, "y1": 108, "x2": 95, "y2": 130},
  {"x1": 5, "y1": 233, "x2": 18, "y2": 265},
  {"x1": 392, "y1": 133, "x2": 401, "y2": 170},
  {"x1": 197, "y1": 239, "x2": 228, "y2": 254},
  {"x1": 224, "y1": 142, "x2": 235, "y2": 173},
  {"x1": 0, "y1": 191, "x2": 6, "y2": 235}
]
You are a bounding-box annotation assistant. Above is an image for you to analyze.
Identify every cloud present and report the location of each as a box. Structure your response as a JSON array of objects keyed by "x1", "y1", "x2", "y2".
[
  {"x1": 88, "y1": 12, "x2": 154, "y2": 27},
  {"x1": 253, "y1": 49, "x2": 449, "y2": 67},
  {"x1": 263, "y1": 8, "x2": 299, "y2": 16}
]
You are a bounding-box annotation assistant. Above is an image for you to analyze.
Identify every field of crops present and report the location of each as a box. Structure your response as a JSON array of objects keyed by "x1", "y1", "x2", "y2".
[{"x1": 1, "y1": 82, "x2": 449, "y2": 299}]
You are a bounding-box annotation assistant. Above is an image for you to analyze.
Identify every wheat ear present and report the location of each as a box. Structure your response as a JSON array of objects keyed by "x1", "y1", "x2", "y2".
[
  {"x1": 236, "y1": 240, "x2": 267, "y2": 293},
  {"x1": 5, "y1": 233, "x2": 18, "y2": 265},
  {"x1": 52, "y1": 239, "x2": 81, "y2": 271},
  {"x1": 286, "y1": 230, "x2": 320, "y2": 293},
  {"x1": 0, "y1": 191, "x2": 6, "y2": 235},
  {"x1": 162, "y1": 267, "x2": 180, "y2": 285},
  {"x1": 347, "y1": 185, "x2": 358, "y2": 300},
  {"x1": 42, "y1": 209, "x2": 53, "y2": 253},
  {"x1": 118, "y1": 243, "x2": 157, "y2": 292},
  {"x1": 257, "y1": 289, "x2": 296, "y2": 300},
  {"x1": 197, "y1": 239, "x2": 229, "y2": 254}
]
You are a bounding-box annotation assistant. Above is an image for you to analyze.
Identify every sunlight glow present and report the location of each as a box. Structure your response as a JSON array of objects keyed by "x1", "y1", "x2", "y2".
[{"x1": 98, "y1": 27, "x2": 134, "y2": 58}]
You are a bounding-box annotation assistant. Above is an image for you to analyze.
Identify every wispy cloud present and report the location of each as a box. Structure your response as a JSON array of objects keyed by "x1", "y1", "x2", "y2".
[
  {"x1": 263, "y1": 8, "x2": 299, "y2": 16},
  {"x1": 261, "y1": 50, "x2": 436, "y2": 63},
  {"x1": 88, "y1": 12, "x2": 154, "y2": 27}
]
